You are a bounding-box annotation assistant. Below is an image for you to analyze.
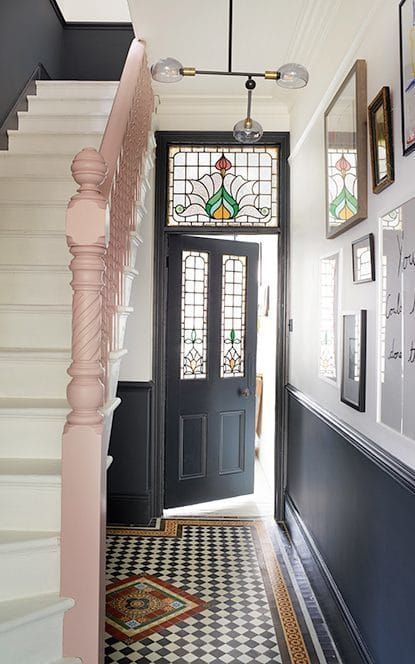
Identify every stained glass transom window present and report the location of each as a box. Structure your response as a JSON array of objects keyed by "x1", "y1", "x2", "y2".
[
  {"x1": 319, "y1": 254, "x2": 339, "y2": 381},
  {"x1": 180, "y1": 251, "x2": 208, "y2": 380},
  {"x1": 221, "y1": 255, "x2": 247, "y2": 378},
  {"x1": 168, "y1": 145, "x2": 278, "y2": 228},
  {"x1": 328, "y1": 148, "x2": 358, "y2": 228}
]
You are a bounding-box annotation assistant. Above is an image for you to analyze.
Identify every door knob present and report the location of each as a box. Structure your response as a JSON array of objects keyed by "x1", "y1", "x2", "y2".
[{"x1": 239, "y1": 387, "x2": 250, "y2": 397}]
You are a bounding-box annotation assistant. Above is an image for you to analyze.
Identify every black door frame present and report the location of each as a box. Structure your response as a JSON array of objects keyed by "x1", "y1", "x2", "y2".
[{"x1": 152, "y1": 130, "x2": 290, "y2": 521}]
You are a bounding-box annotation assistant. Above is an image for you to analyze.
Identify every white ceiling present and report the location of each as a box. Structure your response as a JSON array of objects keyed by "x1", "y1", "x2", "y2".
[
  {"x1": 56, "y1": 0, "x2": 130, "y2": 22},
  {"x1": 129, "y1": 0, "x2": 311, "y2": 99}
]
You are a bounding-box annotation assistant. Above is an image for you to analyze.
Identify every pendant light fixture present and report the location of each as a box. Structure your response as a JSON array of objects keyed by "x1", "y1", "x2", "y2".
[{"x1": 150, "y1": 1, "x2": 309, "y2": 143}]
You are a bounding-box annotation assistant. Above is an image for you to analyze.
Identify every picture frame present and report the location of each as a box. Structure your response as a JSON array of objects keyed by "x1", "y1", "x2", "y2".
[
  {"x1": 352, "y1": 233, "x2": 375, "y2": 283},
  {"x1": 325, "y1": 60, "x2": 368, "y2": 239},
  {"x1": 341, "y1": 310, "x2": 367, "y2": 411},
  {"x1": 368, "y1": 87, "x2": 394, "y2": 193},
  {"x1": 399, "y1": 0, "x2": 415, "y2": 156}
]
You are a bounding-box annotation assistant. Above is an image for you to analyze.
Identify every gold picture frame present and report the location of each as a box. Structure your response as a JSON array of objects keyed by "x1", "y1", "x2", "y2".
[
  {"x1": 325, "y1": 60, "x2": 368, "y2": 239},
  {"x1": 368, "y1": 87, "x2": 394, "y2": 194}
]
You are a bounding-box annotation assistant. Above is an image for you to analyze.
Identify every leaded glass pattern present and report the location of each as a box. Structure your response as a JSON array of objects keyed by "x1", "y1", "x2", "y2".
[
  {"x1": 168, "y1": 145, "x2": 278, "y2": 228},
  {"x1": 221, "y1": 255, "x2": 247, "y2": 378},
  {"x1": 328, "y1": 148, "x2": 358, "y2": 228},
  {"x1": 180, "y1": 251, "x2": 208, "y2": 380},
  {"x1": 319, "y1": 254, "x2": 339, "y2": 381}
]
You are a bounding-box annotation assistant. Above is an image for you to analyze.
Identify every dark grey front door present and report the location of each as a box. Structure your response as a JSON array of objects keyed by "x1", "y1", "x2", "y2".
[{"x1": 165, "y1": 235, "x2": 258, "y2": 508}]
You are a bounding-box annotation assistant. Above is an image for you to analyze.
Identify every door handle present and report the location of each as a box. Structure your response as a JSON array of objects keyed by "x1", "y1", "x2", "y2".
[{"x1": 239, "y1": 387, "x2": 250, "y2": 398}]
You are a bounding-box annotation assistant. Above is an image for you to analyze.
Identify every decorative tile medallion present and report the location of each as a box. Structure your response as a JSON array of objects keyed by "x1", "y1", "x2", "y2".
[
  {"x1": 106, "y1": 573, "x2": 207, "y2": 644},
  {"x1": 105, "y1": 519, "x2": 318, "y2": 663}
]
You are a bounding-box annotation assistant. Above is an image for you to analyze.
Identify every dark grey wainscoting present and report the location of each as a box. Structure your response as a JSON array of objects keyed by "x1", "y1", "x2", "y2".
[
  {"x1": 107, "y1": 382, "x2": 154, "y2": 525},
  {"x1": 286, "y1": 385, "x2": 415, "y2": 664},
  {"x1": 0, "y1": 0, "x2": 133, "y2": 144}
]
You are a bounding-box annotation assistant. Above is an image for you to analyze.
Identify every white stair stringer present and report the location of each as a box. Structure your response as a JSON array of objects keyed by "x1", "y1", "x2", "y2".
[{"x1": 0, "y1": 79, "x2": 118, "y2": 663}]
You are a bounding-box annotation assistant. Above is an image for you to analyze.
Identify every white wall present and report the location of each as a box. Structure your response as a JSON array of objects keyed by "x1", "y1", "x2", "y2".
[{"x1": 289, "y1": 0, "x2": 415, "y2": 469}]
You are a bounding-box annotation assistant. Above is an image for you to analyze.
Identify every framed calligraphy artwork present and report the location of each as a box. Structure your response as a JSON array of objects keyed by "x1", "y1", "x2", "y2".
[{"x1": 380, "y1": 198, "x2": 415, "y2": 437}]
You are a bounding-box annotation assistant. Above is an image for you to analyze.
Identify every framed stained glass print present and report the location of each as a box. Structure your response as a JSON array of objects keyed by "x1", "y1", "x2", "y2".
[
  {"x1": 167, "y1": 145, "x2": 278, "y2": 228},
  {"x1": 352, "y1": 233, "x2": 375, "y2": 284},
  {"x1": 368, "y1": 87, "x2": 394, "y2": 193},
  {"x1": 325, "y1": 60, "x2": 368, "y2": 239},
  {"x1": 399, "y1": 0, "x2": 415, "y2": 156}
]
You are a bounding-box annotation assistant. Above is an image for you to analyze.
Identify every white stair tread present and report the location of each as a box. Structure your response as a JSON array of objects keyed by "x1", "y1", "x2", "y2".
[
  {"x1": 0, "y1": 593, "x2": 73, "y2": 633},
  {"x1": 0, "y1": 458, "x2": 61, "y2": 477},
  {"x1": 0, "y1": 397, "x2": 68, "y2": 413},
  {"x1": 0, "y1": 530, "x2": 59, "y2": 551}
]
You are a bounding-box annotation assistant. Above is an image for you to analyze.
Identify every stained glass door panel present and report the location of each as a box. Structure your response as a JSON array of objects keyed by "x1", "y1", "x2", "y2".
[{"x1": 166, "y1": 235, "x2": 258, "y2": 508}]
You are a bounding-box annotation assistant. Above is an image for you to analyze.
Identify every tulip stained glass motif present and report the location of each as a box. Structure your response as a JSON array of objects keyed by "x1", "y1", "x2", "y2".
[
  {"x1": 180, "y1": 251, "x2": 208, "y2": 380},
  {"x1": 328, "y1": 149, "x2": 358, "y2": 226},
  {"x1": 168, "y1": 145, "x2": 278, "y2": 227},
  {"x1": 221, "y1": 255, "x2": 247, "y2": 378}
]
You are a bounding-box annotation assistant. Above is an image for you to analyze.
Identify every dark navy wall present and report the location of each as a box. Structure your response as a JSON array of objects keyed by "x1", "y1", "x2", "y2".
[
  {"x1": 0, "y1": 0, "x2": 63, "y2": 127},
  {"x1": 107, "y1": 382, "x2": 154, "y2": 525},
  {"x1": 0, "y1": 0, "x2": 133, "y2": 131},
  {"x1": 286, "y1": 386, "x2": 415, "y2": 664}
]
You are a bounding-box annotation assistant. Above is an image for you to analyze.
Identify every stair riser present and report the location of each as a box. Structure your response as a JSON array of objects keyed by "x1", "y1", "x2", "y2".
[
  {"x1": 7, "y1": 132, "x2": 102, "y2": 154},
  {"x1": 0, "y1": 236, "x2": 69, "y2": 265},
  {"x1": 0, "y1": 205, "x2": 66, "y2": 232},
  {"x1": 18, "y1": 114, "x2": 108, "y2": 133},
  {"x1": 0, "y1": 180, "x2": 75, "y2": 203},
  {"x1": 0, "y1": 483, "x2": 60, "y2": 531},
  {"x1": 0, "y1": 543, "x2": 59, "y2": 600},
  {"x1": 28, "y1": 97, "x2": 114, "y2": 115},
  {"x1": 0, "y1": 609, "x2": 64, "y2": 664},
  {"x1": 0, "y1": 310, "x2": 71, "y2": 348},
  {"x1": 0, "y1": 271, "x2": 71, "y2": 305},
  {"x1": 0, "y1": 156, "x2": 74, "y2": 178},
  {"x1": 0, "y1": 416, "x2": 65, "y2": 459},
  {"x1": 0, "y1": 360, "x2": 69, "y2": 399},
  {"x1": 36, "y1": 81, "x2": 118, "y2": 98}
]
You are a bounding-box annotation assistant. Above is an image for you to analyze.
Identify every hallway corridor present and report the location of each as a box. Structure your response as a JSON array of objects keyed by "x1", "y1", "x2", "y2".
[{"x1": 105, "y1": 518, "x2": 341, "y2": 663}]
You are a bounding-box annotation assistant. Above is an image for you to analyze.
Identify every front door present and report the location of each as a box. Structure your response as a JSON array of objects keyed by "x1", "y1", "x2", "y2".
[{"x1": 165, "y1": 235, "x2": 258, "y2": 508}]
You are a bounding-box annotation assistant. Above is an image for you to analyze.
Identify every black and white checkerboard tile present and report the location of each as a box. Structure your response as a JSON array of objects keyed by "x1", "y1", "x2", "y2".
[{"x1": 105, "y1": 523, "x2": 283, "y2": 663}]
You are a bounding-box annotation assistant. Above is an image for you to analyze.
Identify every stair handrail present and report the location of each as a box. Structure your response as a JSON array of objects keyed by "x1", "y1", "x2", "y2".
[{"x1": 61, "y1": 38, "x2": 154, "y2": 664}]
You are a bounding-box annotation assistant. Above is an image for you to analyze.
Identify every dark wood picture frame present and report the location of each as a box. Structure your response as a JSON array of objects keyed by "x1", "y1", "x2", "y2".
[
  {"x1": 352, "y1": 233, "x2": 375, "y2": 283},
  {"x1": 325, "y1": 60, "x2": 368, "y2": 239},
  {"x1": 341, "y1": 310, "x2": 367, "y2": 412},
  {"x1": 399, "y1": 0, "x2": 415, "y2": 156},
  {"x1": 368, "y1": 87, "x2": 394, "y2": 193}
]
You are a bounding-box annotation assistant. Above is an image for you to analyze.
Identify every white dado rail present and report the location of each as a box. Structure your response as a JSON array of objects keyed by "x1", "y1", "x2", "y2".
[{"x1": 61, "y1": 39, "x2": 154, "y2": 663}]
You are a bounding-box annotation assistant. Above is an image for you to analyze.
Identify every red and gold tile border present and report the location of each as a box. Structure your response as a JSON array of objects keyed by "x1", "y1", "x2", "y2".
[{"x1": 108, "y1": 518, "x2": 311, "y2": 664}]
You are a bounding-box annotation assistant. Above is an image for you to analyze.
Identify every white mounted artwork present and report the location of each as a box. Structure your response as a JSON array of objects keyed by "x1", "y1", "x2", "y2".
[{"x1": 380, "y1": 198, "x2": 415, "y2": 437}]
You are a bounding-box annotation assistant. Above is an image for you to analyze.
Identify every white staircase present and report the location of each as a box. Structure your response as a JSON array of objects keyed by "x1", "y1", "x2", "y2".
[{"x1": 0, "y1": 80, "x2": 118, "y2": 663}]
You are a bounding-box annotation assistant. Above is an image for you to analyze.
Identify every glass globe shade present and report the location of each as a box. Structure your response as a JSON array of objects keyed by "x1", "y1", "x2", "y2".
[
  {"x1": 277, "y1": 63, "x2": 309, "y2": 89},
  {"x1": 233, "y1": 118, "x2": 263, "y2": 144},
  {"x1": 151, "y1": 57, "x2": 183, "y2": 83}
]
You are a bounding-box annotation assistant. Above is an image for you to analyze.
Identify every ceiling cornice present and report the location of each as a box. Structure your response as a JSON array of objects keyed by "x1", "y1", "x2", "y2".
[{"x1": 285, "y1": 0, "x2": 342, "y2": 66}]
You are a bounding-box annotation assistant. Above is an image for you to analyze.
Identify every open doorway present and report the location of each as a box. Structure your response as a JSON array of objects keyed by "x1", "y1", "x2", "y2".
[
  {"x1": 152, "y1": 131, "x2": 289, "y2": 522},
  {"x1": 164, "y1": 233, "x2": 278, "y2": 519}
]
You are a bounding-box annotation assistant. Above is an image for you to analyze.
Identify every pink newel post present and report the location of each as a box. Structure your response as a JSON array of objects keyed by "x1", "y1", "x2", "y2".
[{"x1": 61, "y1": 148, "x2": 108, "y2": 664}]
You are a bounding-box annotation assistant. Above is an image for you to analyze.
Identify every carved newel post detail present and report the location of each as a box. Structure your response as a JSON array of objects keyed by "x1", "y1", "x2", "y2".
[{"x1": 66, "y1": 148, "x2": 108, "y2": 429}]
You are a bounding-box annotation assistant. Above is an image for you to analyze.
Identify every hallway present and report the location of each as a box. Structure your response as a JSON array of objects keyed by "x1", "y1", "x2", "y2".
[{"x1": 105, "y1": 518, "x2": 341, "y2": 663}]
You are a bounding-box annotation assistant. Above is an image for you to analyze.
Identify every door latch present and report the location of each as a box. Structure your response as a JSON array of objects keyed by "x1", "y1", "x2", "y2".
[{"x1": 239, "y1": 387, "x2": 250, "y2": 397}]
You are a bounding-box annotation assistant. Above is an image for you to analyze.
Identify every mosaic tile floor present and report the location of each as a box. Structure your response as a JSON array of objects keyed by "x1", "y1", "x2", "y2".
[{"x1": 105, "y1": 519, "x2": 341, "y2": 663}]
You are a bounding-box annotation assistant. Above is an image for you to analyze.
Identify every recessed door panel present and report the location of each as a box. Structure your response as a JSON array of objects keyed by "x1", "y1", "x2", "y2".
[
  {"x1": 179, "y1": 414, "x2": 207, "y2": 480},
  {"x1": 219, "y1": 410, "x2": 245, "y2": 475}
]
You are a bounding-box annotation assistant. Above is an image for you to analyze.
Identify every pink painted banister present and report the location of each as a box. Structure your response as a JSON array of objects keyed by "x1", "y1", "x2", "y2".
[{"x1": 61, "y1": 38, "x2": 154, "y2": 664}]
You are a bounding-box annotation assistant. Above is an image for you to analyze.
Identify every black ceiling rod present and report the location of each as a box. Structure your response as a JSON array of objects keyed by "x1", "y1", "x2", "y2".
[{"x1": 228, "y1": 0, "x2": 233, "y2": 73}]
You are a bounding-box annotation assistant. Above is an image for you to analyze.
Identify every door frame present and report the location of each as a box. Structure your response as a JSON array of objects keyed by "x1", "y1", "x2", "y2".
[{"x1": 152, "y1": 130, "x2": 290, "y2": 521}]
